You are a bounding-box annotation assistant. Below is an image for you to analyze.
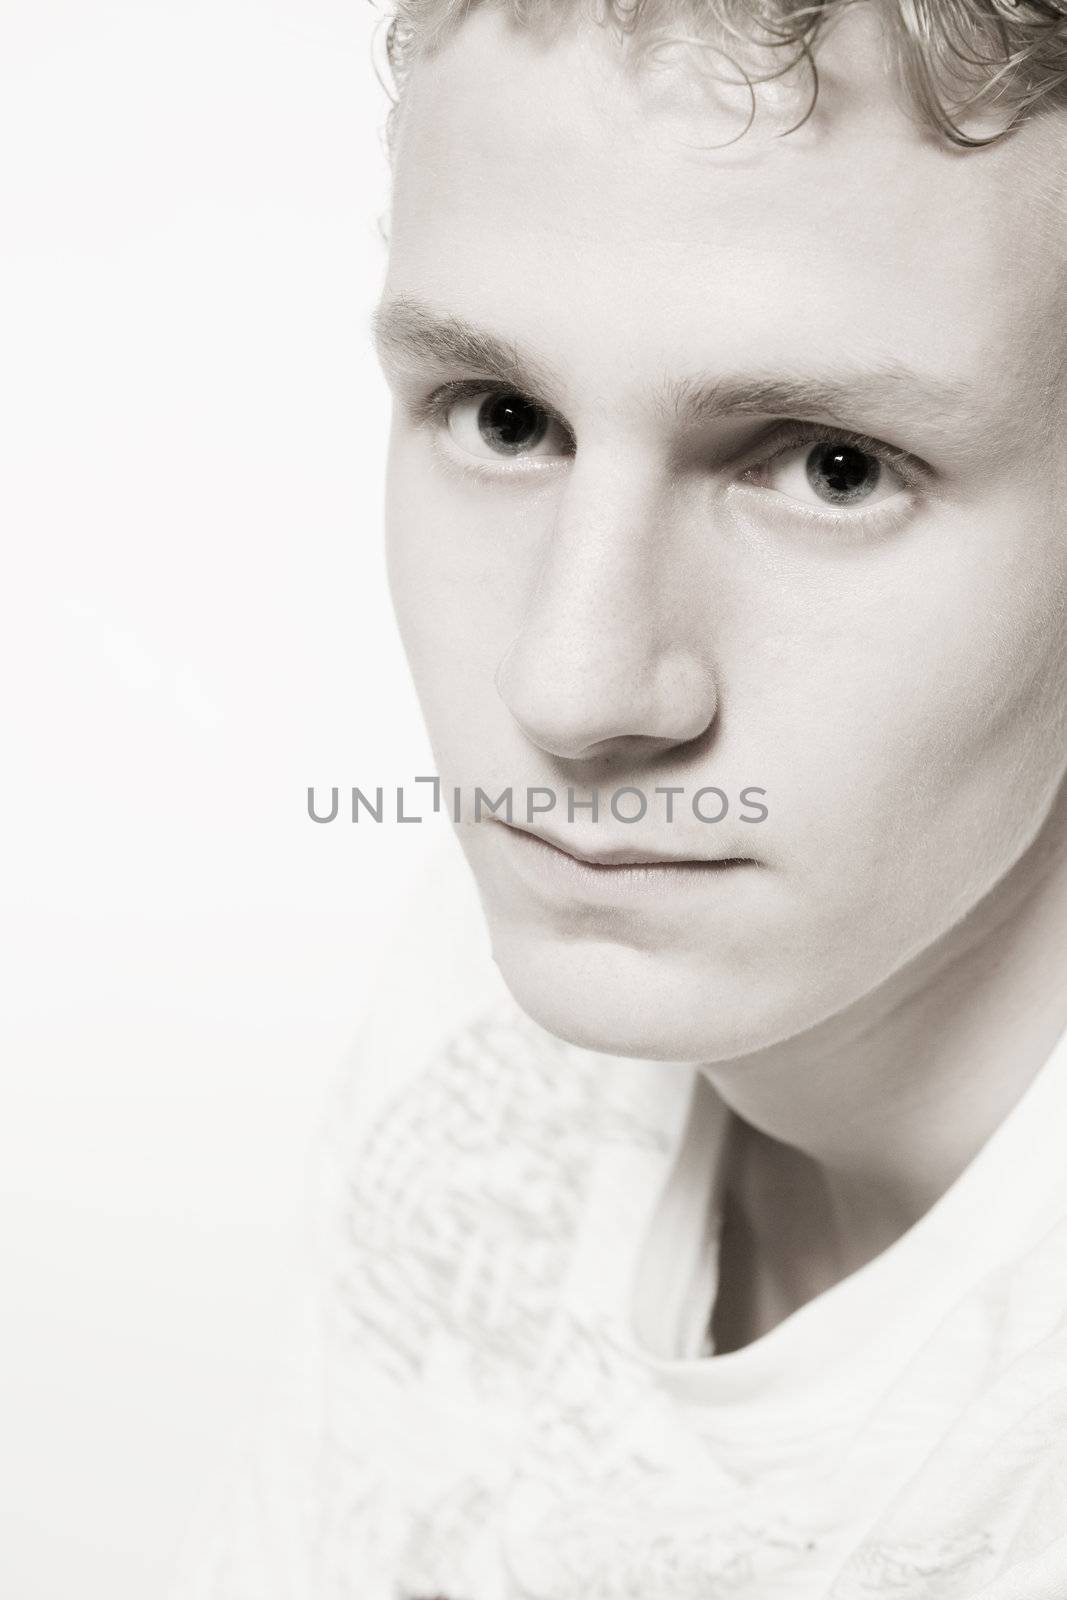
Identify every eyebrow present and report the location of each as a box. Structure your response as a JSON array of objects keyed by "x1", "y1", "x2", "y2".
[
  {"x1": 371, "y1": 293, "x2": 980, "y2": 440},
  {"x1": 373, "y1": 295, "x2": 560, "y2": 401}
]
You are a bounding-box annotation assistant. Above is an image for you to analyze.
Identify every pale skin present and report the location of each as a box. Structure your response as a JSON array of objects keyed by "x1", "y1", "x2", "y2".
[{"x1": 374, "y1": 4, "x2": 1067, "y2": 1350}]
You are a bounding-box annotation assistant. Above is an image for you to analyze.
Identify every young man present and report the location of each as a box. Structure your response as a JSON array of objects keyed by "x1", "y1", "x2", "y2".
[{"x1": 174, "y1": 3, "x2": 1067, "y2": 1596}]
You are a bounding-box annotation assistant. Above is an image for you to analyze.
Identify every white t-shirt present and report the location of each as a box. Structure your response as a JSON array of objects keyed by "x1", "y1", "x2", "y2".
[{"x1": 170, "y1": 839, "x2": 1067, "y2": 1600}]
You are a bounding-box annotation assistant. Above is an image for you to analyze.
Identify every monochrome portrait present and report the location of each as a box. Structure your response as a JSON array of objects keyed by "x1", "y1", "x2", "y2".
[{"x1": 10, "y1": 2, "x2": 1067, "y2": 1598}]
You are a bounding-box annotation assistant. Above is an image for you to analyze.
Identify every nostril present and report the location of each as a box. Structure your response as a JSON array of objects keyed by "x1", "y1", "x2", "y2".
[{"x1": 496, "y1": 628, "x2": 718, "y2": 758}]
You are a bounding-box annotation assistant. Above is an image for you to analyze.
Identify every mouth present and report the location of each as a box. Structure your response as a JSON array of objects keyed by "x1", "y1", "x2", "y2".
[{"x1": 493, "y1": 819, "x2": 758, "y2": 895}]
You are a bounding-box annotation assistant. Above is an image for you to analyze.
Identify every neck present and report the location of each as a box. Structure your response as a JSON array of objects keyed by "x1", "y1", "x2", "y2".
[{"x1": 701, "y1": 798, "x2": 1067, "y2": 1296}]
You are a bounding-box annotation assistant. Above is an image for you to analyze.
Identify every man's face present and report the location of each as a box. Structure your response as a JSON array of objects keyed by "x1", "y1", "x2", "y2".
[{"x1": 376, "y1": 5, "x2": 1067, "y2": 1063}]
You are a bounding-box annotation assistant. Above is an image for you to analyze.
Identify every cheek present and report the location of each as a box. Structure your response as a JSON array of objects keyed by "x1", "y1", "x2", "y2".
[
  {"x1": 878, "y1": 511, "x2": 1067, "y2": 832},
  {"x1": 757, "y1": 502, "x2": 1067, "y2": 940},
  {"x1": 384, "y1": 430, "x2": 530, "y2": 751},
  {"x1": 386, "y1": 433, "x2": 468, "y2": 659}
]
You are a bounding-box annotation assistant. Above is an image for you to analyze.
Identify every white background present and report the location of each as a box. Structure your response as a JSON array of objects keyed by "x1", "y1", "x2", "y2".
[{"x1": 0, "y1": 3, "x2": 440, "y2": 1593}]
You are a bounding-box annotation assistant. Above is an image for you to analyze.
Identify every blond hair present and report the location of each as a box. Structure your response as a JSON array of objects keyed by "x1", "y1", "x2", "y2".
[{"x1": 377, "y1": 0, "x2": 1067, "y2": 147}]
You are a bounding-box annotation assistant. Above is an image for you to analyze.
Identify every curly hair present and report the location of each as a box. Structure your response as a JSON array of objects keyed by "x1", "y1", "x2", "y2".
[{"x1": 375, "y1": 0, "x2": 1067, "y2": 148}]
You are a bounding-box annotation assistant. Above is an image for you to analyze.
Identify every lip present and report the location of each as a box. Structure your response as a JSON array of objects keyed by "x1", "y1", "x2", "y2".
[
  {"x1": 494, "y1": 819, "x2": 757, "y2": 898},
  {"x1": 504, "y1": 821, "x2": 748, "y2": 867}
]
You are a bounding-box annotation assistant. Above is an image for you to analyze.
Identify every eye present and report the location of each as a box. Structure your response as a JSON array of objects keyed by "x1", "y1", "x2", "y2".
[
  {"x1": 444, "y1": 388, "x2": 572, "y2": 463},
  {"x1": 755, "y1": 439, "x2": 906, "y2": 509}
]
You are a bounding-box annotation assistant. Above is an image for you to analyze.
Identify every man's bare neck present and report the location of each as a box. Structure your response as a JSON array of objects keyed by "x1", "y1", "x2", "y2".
[{"x1": 700, "y1": 786, "x2": 1067, "y2": 1325}]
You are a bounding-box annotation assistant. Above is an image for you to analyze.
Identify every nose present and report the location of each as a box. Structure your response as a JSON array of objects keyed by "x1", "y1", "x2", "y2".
[{"x1": 494, "y1": 455, "x2": 719, "y2": 761}]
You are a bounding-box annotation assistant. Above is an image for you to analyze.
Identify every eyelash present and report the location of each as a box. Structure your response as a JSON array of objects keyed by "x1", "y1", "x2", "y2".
[
  {"x1": 411, "y1": 380, "x2": 931, "y2": 505},
  {"x1": 738, "y1": 420, "x2": 931, "y2": 514},
  {"x1": 411, "y1": 379, "x2": 560, "y2": 428}
]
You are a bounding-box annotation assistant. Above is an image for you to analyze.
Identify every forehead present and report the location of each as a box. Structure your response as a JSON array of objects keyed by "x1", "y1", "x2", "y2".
[{"x1": 385, "y1": 6, "x2": 1066, "y2": 415}]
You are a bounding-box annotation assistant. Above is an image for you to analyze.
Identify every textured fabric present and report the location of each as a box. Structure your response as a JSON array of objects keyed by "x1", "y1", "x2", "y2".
[{"x1": 169, "y1": 841, "x2": 1067, "y2": 1600}]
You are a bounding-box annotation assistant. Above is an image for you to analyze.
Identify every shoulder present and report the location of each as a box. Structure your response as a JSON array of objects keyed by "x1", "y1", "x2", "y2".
[{"x1": 316, "y1": 835, "x2": 512, "y2": 1157}]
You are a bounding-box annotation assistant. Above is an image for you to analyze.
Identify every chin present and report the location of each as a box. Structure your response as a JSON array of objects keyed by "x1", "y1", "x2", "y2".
[{"x1": 485, "y1": 920, "x2": 821, "y2": 1064}]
